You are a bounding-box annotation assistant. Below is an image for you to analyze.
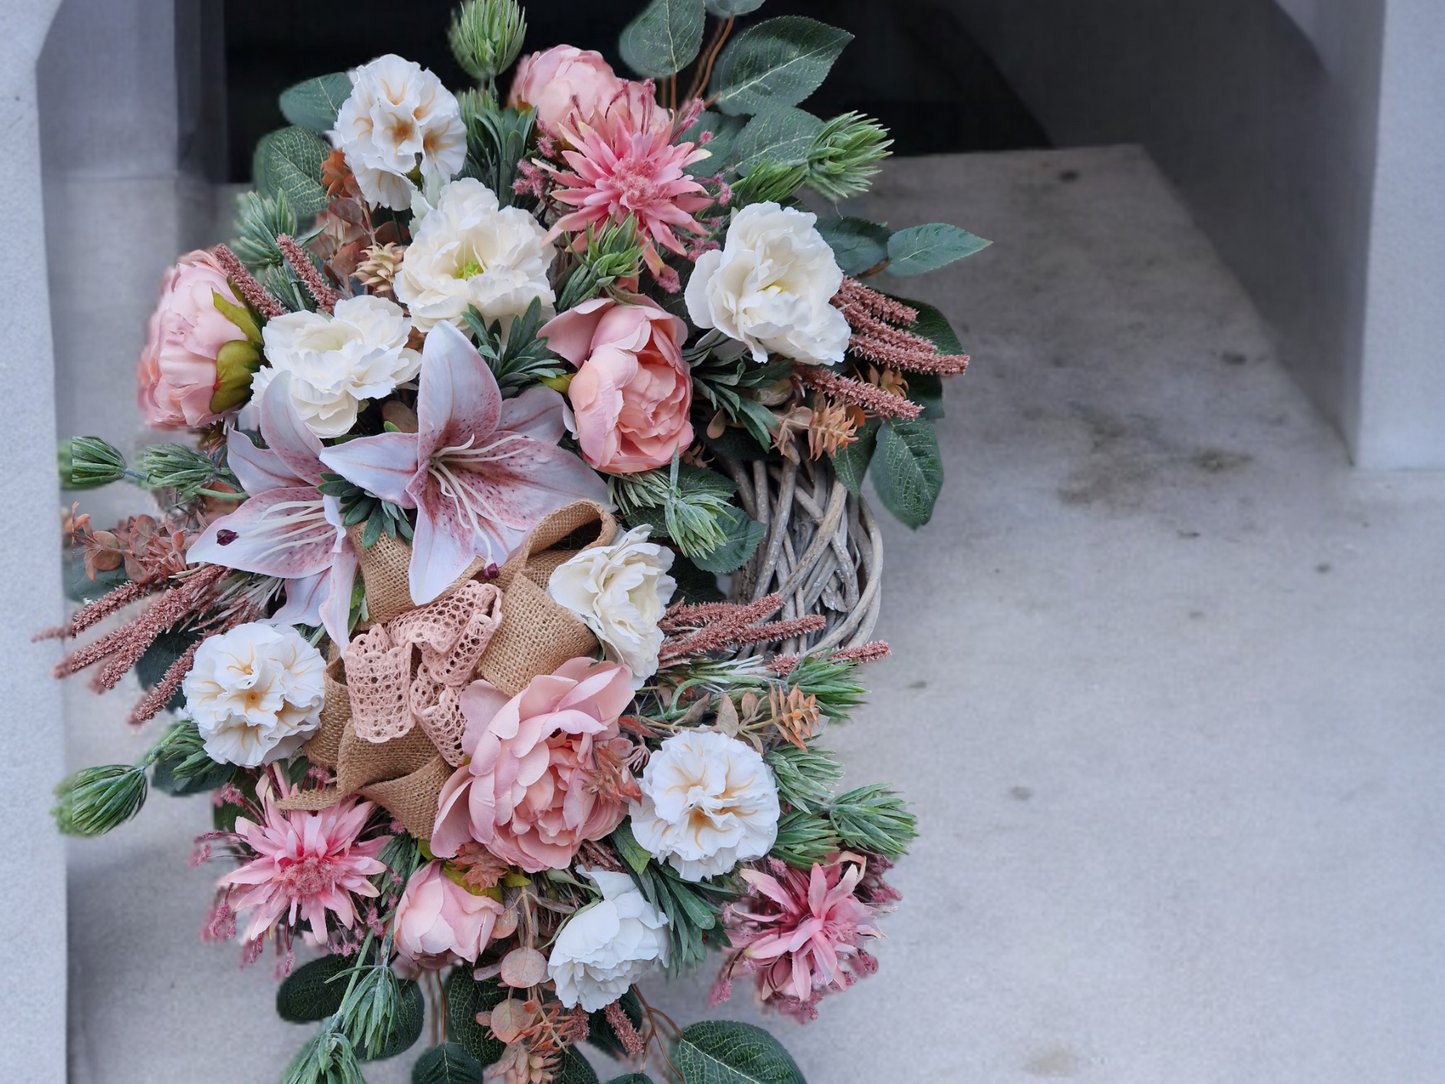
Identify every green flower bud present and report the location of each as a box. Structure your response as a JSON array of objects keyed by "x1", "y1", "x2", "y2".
[
  {"x1": 732, "y1": 160, "x2": 809, "y2": 208},
  {"x1": 61, "y1": 435, "x2": 128, "y2": 490},
  {"x1": 53, "y1": 764, "x2": 148, "y2": 837},
  {"x1": 806, "y1": 112, "x2": 893, "y2": 201},
  {"x1": 449, "y1": 0, "x2": 527, "y2": 85}
]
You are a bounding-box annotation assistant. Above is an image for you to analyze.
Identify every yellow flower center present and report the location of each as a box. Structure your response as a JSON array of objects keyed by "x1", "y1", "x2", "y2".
[{"x1": 459, "y1": 257, "x2": 484, "y2": 280}]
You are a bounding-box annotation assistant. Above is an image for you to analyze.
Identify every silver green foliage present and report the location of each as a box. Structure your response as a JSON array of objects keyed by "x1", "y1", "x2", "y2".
[
  {"x1": 610, "y1": 458, "x2": 737, "y2": 561},
  {"x1": 709, "y1": 15, "x2": 852, "y2": 116},
  {"x1": 728, "y1": 105, "x2": 822, "y2": 175},
  {"x1": 884, "y1": 222, "x2": 992, "y2": 277},
  {"x1": 805, "y1": 112, "x2": 892, "y2": 200},
  {"x1": 620, "y1": 0, "x2": 706, "y2": 79},
  {"x1": 279, "y1": 73, "x2": 354, "y2": 133},
  {"x1": 672, "y1": 1020, "x2": 807, "y2": 1084},
  {"x1": 827, "y1": 783, "x2": 918, "y2": 858},
  {"x1": 253, "y1": 125, "x2": 331, "y2": 218},
  {"x1": 449, "y1": 0, "x2": 527, "y2": 85}
]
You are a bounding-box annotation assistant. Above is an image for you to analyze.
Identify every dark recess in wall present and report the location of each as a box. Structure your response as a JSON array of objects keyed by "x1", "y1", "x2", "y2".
[{"x1": 224, "y1": 0, "x2": 1047, "y2": 183}]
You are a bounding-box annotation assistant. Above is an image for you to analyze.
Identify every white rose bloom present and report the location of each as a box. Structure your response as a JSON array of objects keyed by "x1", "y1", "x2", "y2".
[
  {"x1": 394, "y1": 178, "x2": 557, "y2": 333},
  {"x1": 630, "y1": 731, "x2": 780, "y2": 881},
  {"x1": 685, "y1": 201, "x2": 852, "y2": 366},
  {"x1": 334, "y1": 53, "x2": 467, "y2": 211},
  {"x1": 547, "y1": 870, "x2": 669, "y2": 1011},
  {"x1": 547, "y1": 525, "x2": 676, "y2": 688},
  {"x1": 256, "y1": 295, "x2": 421, "y2": 438},
  {"x1": 182, "y1": 623, "x2": 326, "y2": 767}
]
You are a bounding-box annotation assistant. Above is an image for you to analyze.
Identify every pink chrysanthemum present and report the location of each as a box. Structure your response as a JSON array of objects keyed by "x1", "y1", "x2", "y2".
[
  {"x1": 713, "y1": 853, "x2": 886, "y2": 1022},
  {"x1": 541, "y1": 103, "x2": 714, "y2": 286},
  {"x1": 217, "y1": 780, "x2": 389, "y2": 943}
]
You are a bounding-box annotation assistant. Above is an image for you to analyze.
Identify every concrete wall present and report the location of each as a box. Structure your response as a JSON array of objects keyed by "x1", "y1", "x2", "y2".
[{"x1": 942, "y1": 0, "x2": 1417, "y2": 465}]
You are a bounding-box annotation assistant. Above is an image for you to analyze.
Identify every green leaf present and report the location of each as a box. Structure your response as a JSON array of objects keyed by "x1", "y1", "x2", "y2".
[
  {"x1": 445, "y1": 969, "x2": 508, "y2": 1067},
  {"x1": 135, "y1": 627, "x2": 203, "y2": 713},
  {"x1": 413, "y1": 1042, "x2": 485, "y2": 1084},
  {"x1": 358, "y1": 978, "x2": 424, "y2": 1061},
  {"x1": 897, "y1": 296, "x2": 965, "y2": 355},
  {"x1": 605, "y1": 1076, "x2": 658, "y2": 1084},
  {"x1": 706, "y1": 0, "x2": 765, "y2": 14},
  {"x1": 728, "y1": 106, "x2": 823, "y2": 175},
  {"x1": 870, "y1": 418, "x2": 944, "y2": 528},
  {"x1": 611, "y1": 820, "x2": 654, "y2": 875},
  {"x1": 669, "y1": 554, "x2": 725, "y2": 603},
  {"x1": 555, "y1": 1047, "x2": 600, "y2": 1084},
  {"x1": 884, "y1": 223, "x2": 991, "y2": 277},
  {"x1": 276, "y1": 954, "x2": 352, "y2": 1022},
  {"x1": 589, "y1": 989, "x2": 645, "y2": 1062},
  {"x1": 710, "y1": 16, "x2": 852, "y2": 116},
  {"x1": 253, "y1": 126, "x2": 331, "y2": 218},
  {"x1": 829, "y1": 415, "x2": 878, "y2": 497},
  {"x1": 619, "y1": 0, "x2": 706, "y2": 78},
  {"x1": 690, "y1": 505, "x2": 765, "y2": 574},
  {"x1": 679, "y1": 111, "x2": 746, "y2": 176},
  {"x1": 673, "y1": 1021, "x2": 806, "y2": 1084},
  {"x1": 278, "y1": 72, "x2": 353, "y2": 133},
  {"x1": 814, "y1": 216, "x2": 891, "y2": 276}
]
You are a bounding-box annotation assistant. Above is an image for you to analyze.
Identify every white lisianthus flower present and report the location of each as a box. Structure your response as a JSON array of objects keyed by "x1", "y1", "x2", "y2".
[
  {"x1": 254, "y1": 295, "x2": 421, "y2": 438},
  {"x1": 546, "y1": 525, "x2": 676, "y2": 688},
  {"x1": 547, "y1": 870, "x2": 669, "y2": 1011},
  {"x1": 685, "y1": 201, "x2": 852, "y2": 366},
  {"x1": 182, "y1": 623, "x2": 326, "y2": 767},
  {"x1": 334, "y1": 54, "x2": 467, "y2": 211},
  {"x1": 629, "y1": 730, "x2": 780, "y2": 881},
  {"x1": 394, "y1": 178, "x2": 557, "y2": 332}
]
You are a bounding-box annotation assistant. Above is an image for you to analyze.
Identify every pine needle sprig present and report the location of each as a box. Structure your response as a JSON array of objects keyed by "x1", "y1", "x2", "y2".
[
  {"x1": 52, "y1": 722, "x2": 203, "y2": 837},
  {"x1": 462, "y1": 297, "x2": 566, "y2": 397},
  {"x1": 555, "y1": 215, "x2": 645, "y2": 312},
  {"x1": 827, "y1": 784, "x2": 918, "y2": 859},
  {"x1": 136, "y1": 443, "x2": 244, "y2": 503},
  {"x1": 609, "y1": 455, "x2": 736, "y2": 559},
  {"x1": 805, "y1": 112, "x2": 893, "y2": 201},
  {"x1": 317, "y1": 472, "x2": 413, "y2": 547},
  {"x1": 764, "y1": 744, "x2": 844, "y2": 814},
  {"x1": 771, "y1": 809, "x2": 843, "y2": 869},
  {"x1": 690, "y1": 353, "x2": 794, "y2": 448}
]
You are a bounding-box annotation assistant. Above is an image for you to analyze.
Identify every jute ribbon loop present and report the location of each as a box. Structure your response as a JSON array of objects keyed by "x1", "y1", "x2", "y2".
[{"x1": 278, "y1": 501, "x2": 618, "y2": 840}]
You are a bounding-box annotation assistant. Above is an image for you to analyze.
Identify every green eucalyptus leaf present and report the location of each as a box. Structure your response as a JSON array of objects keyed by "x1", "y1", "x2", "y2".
[
  {"x1": 619, "y1": 0, "x2": 706, "y2": 78},
  {"x1": 830, "y1": 415, "x2": 879, "y2": 497},
  {"x1": 673, "y1": 1021, "x2": 806, "y2": 1084},
  {"x1": 728, "y1": 106, "x2": 823, "y2": 175},
  {"x1": 870, "y1": 418, "x2": 944, "y2": 528},
  {"x1": 884, "y1": 223, "x2": 991, "y2": 277},
  {"x1": 710, "y1": 16, "x2": 852, "y2": 116},
  {"x1": 253, "y1": 126, "x2": 331, "y2": 218},
  {"x1": 279, "y1": 72, "x2": 354, "y2": 133},
  {"x1": 814, "y1": 216, "x2": 891, "y2": 276},
  {"x1": 412, "y1": 1043, "x2": 486, "y2": 1084}
]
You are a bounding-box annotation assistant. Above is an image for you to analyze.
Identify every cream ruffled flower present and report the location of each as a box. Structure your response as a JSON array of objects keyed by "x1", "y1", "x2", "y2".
[
  {"x1": 254, "y1": 295, "x2": 421, "y2": 438},
  {"x1": 393, "y1": 178, "x2": 557, "y2": 333},
  {"x1": 334, "y1": 54, "x2": 467, "y2": 211},
  {"x1": 547, "y1": 869, "x2": 670, "y2": 1011},
  {"x1": 182, "y1": 623, "x2": 326, "y2": 767},
  {"x1": 546, "y1": 525, "x2": 677, "y2": 687},
  {"x1": 685, "y1": 201, "x2": 852, "y2": 365},
  {"x1": 629, "y1": 730, "x2": 780, "y2": 881}
]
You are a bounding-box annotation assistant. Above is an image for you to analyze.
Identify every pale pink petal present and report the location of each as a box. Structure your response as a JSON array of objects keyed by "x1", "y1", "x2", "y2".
[
  {"x1": 227, "y1": 426, "x2": 304, "y2": 494},
  {"x1": 497, "y1": 385, "x2": 567, "y2": 443},
  {"x1": 319, "y1": 431, "x2": 421, "y2": 507},
  {"x1": 259, "y1": 373, "x2": 325, "y2": 485},
  {"x1": 417, "y1": 322, "x2": 502, "y2": 461},
  {"x1": 538, "y1": 297, "x2": 612, "y2": 363},
  {"x1": 188, "y1": 487, "x2": 336, "y2": 577}
]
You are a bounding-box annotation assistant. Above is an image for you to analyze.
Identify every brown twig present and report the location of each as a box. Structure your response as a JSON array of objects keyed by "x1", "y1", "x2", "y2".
[{"x1": 687, "y1": 15, "x2": 735, "y2": 103}]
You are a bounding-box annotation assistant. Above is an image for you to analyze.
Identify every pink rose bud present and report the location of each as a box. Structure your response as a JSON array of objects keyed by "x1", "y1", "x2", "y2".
[
  {"x1": 392, "y1": 859, "x2": 504, "y2": 968},
  {"x1": 540, "y1": 297, "x2": 694, "y2": 474},
  {"x1": 136, "y1": 250, "x2": 260, "y2": 428}
]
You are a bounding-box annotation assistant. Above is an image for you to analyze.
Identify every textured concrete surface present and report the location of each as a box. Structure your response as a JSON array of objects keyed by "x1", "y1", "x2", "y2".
[{"x1": 62, "y1": 148, "x2": 1445, "y2": 1083}]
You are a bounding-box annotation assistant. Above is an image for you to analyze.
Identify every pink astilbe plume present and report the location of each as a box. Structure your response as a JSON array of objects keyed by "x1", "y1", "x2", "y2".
[
  {"x1": 797, "y1": 365, "x2": 922, "y2": 420},
  {"x1": 540, "y1": 104, "x2": 713, "y2": 289},
  {"x1": 831, "y1": 277, "x2": 971, "y2": 376},
  {"x1": 713, "y1": 854, "x2": 885, "y2": 1022},
  {"x1": 217, "y1": 775, "x2": 389, "y2": 943},
  {"x1": 658, "y1": 593, "x2": 826, "y2": 662}
]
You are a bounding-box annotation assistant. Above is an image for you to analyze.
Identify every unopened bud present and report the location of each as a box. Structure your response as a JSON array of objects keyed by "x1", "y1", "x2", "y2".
[
  {"x1": 449, "y1": 0, "x2": 527, "y2": 85},
  {"x1": 61, "y1": 436, "x2": 128, "y2": 490}
]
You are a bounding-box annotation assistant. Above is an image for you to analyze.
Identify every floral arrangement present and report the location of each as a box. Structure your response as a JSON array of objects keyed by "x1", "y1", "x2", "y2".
[{"x1": 48, "y1": 3, "x2": 988, "y2": 1082}]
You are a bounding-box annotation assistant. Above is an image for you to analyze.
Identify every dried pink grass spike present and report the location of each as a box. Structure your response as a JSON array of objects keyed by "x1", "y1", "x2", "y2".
[
  {"x1": 833, "y1": 277, "x2": 918, "y2": 323},
  {"x1": 276, "y1": 234, "x2": 339, "y2": 313},
  {"x1": 603, "y1": 1000, "x2": 646, "y2": 1056},
  {"x1": 797, "y1": 366, "x2": 922, "y2": 420},
  {"x1": 34, "y1": 580, "x2": 159, "y2": 642},
  {"x1": 210, "y1": 244, "x2": 286, "y2": 319},
  {"x1": 767, "y1": 640, "x2": 891, "y2": 675},
  {"x1": 831, "y1": 276, "x2": 970, "y2": 376}
]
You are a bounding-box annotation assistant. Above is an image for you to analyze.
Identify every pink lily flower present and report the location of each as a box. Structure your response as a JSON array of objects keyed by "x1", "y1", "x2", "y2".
[
  {"x1": 188, "y1": 372, "x2": 358, "y2": 645},
  {"x1": 319, "y1": 321, "x2": 607, "y2": 605}
]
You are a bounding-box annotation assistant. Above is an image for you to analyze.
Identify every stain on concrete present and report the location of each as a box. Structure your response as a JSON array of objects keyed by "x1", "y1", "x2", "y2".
[
  {"x1": 1193, "y1": 449, "x2": 1253, "y2": 474},
  {"x1": 1221, "y1": 350, "x2": 1248, "y2": 366},
  {"x1": 1009, "y1": 785, "x2": 1034, "y2": 801},
  {"x1": 1023, "y1": 1046, "x2": 1084, "y2": 1077}
]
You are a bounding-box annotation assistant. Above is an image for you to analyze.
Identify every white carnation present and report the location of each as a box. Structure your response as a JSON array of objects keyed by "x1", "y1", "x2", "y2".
[
  {"x1": 182, "y1": 623, "x2": 326, "y2": 767},
  {"x1": 547, "y1": 870, "x2": 669, "y2": 1011},
  {"x1": 547, "y1": 525, "x2": 676, "y2": 688},
  {"x1": 255, "y1": 295, "x2": 421, "y2": 438},
  {"x1": 685, "y1": 201, "x2": 851, "y2": 366},
  {"x1": 394, "y1": 178, "x2": 557, "y2": 333},
  {"x1": 334, "y1": 54, "x2": 466, "y2": 211},
  {"x1": 630, "y1": 730, "x2": 780, "y2": 881}
]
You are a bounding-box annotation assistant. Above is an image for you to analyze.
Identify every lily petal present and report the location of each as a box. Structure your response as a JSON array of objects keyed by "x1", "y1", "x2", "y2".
[
  {"x1": 498, "y1": 385, "x2": 568, "y2": 444},
  {"x1": 319, "y1": 431, "x2": 421, "y2": 507},
  {"x1": 188, "y1": 487, "x2": 337, "y2": 578},
  {"x1": 417, "y1": 321, "x2": 502, "y2": 461},
  {"x1": 319, "y1": 538, "x2": 359, "y2": 650},
  {"x1": 259, "y1": 373, "x2": 324, "y2": 486},
  {"x1": 271, "y1": 571, "x2": 327, "y2": 627},
  {"x1": 227, "y1": 427, "x2": 305, "y2": 495}
]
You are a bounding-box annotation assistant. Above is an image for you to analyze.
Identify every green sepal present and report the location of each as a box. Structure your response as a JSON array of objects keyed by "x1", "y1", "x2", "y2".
[{"x1": 209, "y1": 339, "x2": 264, "y2": 415}]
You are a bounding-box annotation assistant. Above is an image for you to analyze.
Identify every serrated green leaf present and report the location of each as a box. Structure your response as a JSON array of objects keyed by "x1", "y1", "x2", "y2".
[
  {"x1": 276, "y1": 954, "x2": 352, "y2": 1022},
  {"x1": 253, "y1": 126, "x2": 331, "y2": 218},
  {"x1": 728, "y1": 106, "x2": 823, "y2": 176},
  {"x1": 884, "y1": 223, "x2": 991, "y2": 277},
  {"x1": 871, "y1": 418, "x2": 943, "y2": 528},
  {"x1": 611, "y1": 819, "x2": 654, "y2": 875},
  {"x1": 814, "y1": 216, "x2": 891, "y2": 276},
  {"x1": 413, "y1": 1042, "x2": 485, "y2": 1084},
  {"x1": 897, "y1": 295, "x2": 966, "y2": 355},
  {"x1": 690, "y1": 505, "x2": 765, "y2": 574},
  {"x1": 555, "y1": 1047, "x2": 601, "y2": 1084},
  {"x1": 710, "y1": 16, "x2": 852, "y2": 116},
  {"x1": 706, "y1": 0, "x2": 765, "y2": 14},
  {"x1": 279, "y1": 72, "x2": 353, "y2": 133},
  {"x1": 830, "y1": 415, "x2": 878, "y2": 497},
  {"x1": 358, "y1": 978, "x2": 424, "y2": 1061},
  {"x1": 445, "y1": 969, "x2": 508, "y2": 1067},
  {"x1": 907, "y1": 372, "x2": 944, "y2": 419},
  {"x1": 673, "y1": 1021, "x2": 806, "y2": 1084},
  {"x1": 620, "y1": 0, "x2": 706, "y2": 78},
  {"x1": 679, "y1": 111, "x2": 745, "y2": 177},
  {"x1": 605, "y1": 1075, "x2": 658, "y2": 1084}
]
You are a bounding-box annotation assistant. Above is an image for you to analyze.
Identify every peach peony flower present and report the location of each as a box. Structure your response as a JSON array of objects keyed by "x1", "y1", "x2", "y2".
[
  {"x1": 137, "y1": 250, "x2": 251, "y2": 427},
  {"x1": 393, "y1": 859, "x2": 504, "y2": 968},
  {"x1": 431, "y1": 658, "x2": 635, "y2": 872},
  {"x1": 540, "y1": 297, "x2": 694, "y2": 472},
  {"x1": 508, "y1": 46, "x2": 668, "y2": 140}
]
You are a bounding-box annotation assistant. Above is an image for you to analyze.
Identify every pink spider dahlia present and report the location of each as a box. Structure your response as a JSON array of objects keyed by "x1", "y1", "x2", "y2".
[
  {"x1": 541, "y1": 105, "x2": 713, "y2": 286},
  {"x1": 714, "y1": 853, "x2": 885, "y2": 1022},
  {"x1": 218, "y1": 782, "x2": 389, "y2": 943}
]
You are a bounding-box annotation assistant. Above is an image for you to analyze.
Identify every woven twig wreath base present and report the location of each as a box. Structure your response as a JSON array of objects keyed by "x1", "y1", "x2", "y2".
[{"x1": 718, "y1": 442, "x2": 883, "y2": 659}]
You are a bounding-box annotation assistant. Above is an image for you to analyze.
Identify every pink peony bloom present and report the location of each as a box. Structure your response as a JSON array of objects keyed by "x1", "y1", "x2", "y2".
[
  {"x1": 218, "y1": 786, "x2": 389, "y2": 943},
  {"x1": 431, "y1": 657, "x2": 635, "y2": 872},
  {"x1": 508, "y1": 46, "x2": 669, "y2": 141},
  {"x1": 393, "y1": 859, "x2": 504, "y2": 968},
  {"x1": 137, "y1": 249, "x2": 250, "y2": 427},
  {"x1": 319, "y1": 321, "x2": 607, "y2": 605},
  {"x1": 541, "y1": 297, "x2": 694, "y2": 473},
  {"x1": 715, "y1": 854, "x2": 885, "y2": 1022}
]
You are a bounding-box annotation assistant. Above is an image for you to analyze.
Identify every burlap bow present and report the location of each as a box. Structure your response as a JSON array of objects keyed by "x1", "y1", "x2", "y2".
[{"x1": 278, "y1": 501, "x2": 618, "y2": 839}]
